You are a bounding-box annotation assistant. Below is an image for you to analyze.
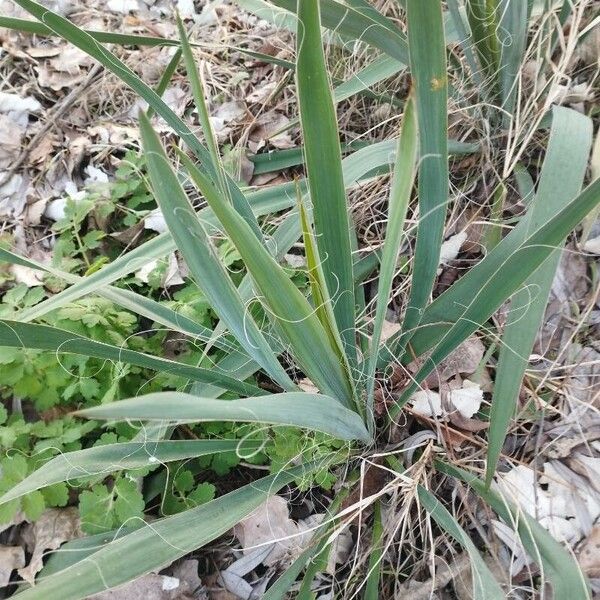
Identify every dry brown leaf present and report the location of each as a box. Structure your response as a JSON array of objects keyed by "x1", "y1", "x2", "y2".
[
  {"x1": 0, "y1": 92, "x2": 41, "y2": 127},
  {"x1": 91, "y1": 559, "x2": 203, "y2": 600},
  {"x1": 0, "y1": 114, "x2": 23, "y2": 169},
  {"x1": 298, "y1": 378, "x2": 318, "y2": 394},
  {"x1": 232, "y1": 495, "x2": 310, "y2": 567},
  {"x1": 583, "y1": 236, "x2": 600, "y2": 254},
  {"x1": 455, "y1": 207, "x2": 485, "y2": 253},
  {"x1": 448, "y1": 380, "x2": 483, "y2": 419},
  {"x1": 88, "y1": 123, "x2": 139, "y2": 146},
  {"x1": 26, "y1": 45, "x2": 61, "y2": 59},
  {"x1": 565, "y1": 344, "x2": 600, "y2": 408},
  {"x1": 409, "y1": 336, "x2": 485, "y2": 389},
  {"x1": 202, "y1": 572, "x2": 236, "y2": 600},
  {"x1": 10, "y1": 263, "x2": 44, "y2": 287},
  {"x1": 578, "y1": 526, "x2": 600, "y2": 578},
  {"x1": 37, "y1": 47, "x2": 92, "y2": 90},
  {"x1": 249, "y1": 112, "x2": 294, "y2": 152},
  {"x1": 410, "y1": 390, "x2": 443, "y2": 417},
  {"x1": 439, "y1": 231, "x2": 467, "y2": 265},
  {"x1": 380, "y1": 320, "x2": 401, "y2": 343},
  {"x1": 209, "y1": 101, "x2": 247, "y2": 142},
  {"x1": 0, "y1": 174, "x2": 27, "y2": 218},
  {"x1": 18, "y1": 507, "x2": 81, "y2": 584},
  {"x1": 551, "y1": 246, "x2": 589, "y2": 304},
  {"x1": 0, "y1": 545, "x2": 25, "y2": 587},
  {"x1": 29, "y1": 133, "x2": 58, "y2": 167},
  {"x1": 251, "y1": 171, "x2": 280, "y2": 186},
  {"x1": 247, "y1": 82, "x2": 278, "y2": 104},
  {"x1": 495, "y1": 461, "x2": 600, "y2": 548}
]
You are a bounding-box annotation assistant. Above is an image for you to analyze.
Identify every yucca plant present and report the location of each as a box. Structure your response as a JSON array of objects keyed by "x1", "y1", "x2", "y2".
[{"x1": 0, "y1": 0, "x2": 598, "y2": 597}]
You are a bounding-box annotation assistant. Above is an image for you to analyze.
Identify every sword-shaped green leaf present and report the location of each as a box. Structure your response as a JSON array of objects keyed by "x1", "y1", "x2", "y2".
[
  {"x1": 76, "y1": 392, "x2": 370, "y2": 442},
  {"x1": 0, "y1": 320, "x2": 260, "y2": 396},
  {"x1": 296, "y1": 0, "x2": 357, "y2": 362}
]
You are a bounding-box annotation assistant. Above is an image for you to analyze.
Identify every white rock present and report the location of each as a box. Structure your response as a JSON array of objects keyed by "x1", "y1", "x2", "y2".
[
  {"x1": 439, "y1": 231, "x2": 467, "y2": 265},
  {"x1": 583, "y1": 236, "x2": 600, "y2": 254},
  {"x1": 145, "y1": 209, "x2": 168, "y2": 233},
  {"x1": 449, "y1": 380, "x2": 483, "y2": 418},
  {"x1": 84, "y1": 165, "x2": 109, "y2": 184},
  {"x1": 177, "y1": 0, "x2": 195, "y2": 17},
  {"x1": 410, "y1": 390, "x2": 442, "y2": 417},
  {"x1": 106, "y1": 0, "x2": 140, "y2": 12}
]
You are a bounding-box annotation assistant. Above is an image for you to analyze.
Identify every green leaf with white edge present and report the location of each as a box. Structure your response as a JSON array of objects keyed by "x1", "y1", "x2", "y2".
[
  {"x1": 398, "y1": 0, "x2": 449, "y2": 359},
  {"x1": 365, "y1": 93, "x2": 417, "y2": 424},
  {"x1": 296, "y1": 0, "x2": 357, "y2": 363},
  {"x1": 0, "y1": 440, "x2": 263, "y2": 505},
  {"x1": 178, "y1": 151, "x2": 355, "y2": 407},
  {"x1": 299, "y1": 197, "x2": 346, "y2": 363},
  {"x1": 195, "y1": 135, "x2": 478, "y2": 398},
  {"x1": 487, "y1": 107, "x2": 592, "y2": 485},
  {"x1": 11, "y1": 465, "x2": 318, "y2": 600},
  {"x1": 0, "y1": 16, "x2": 178, "y2": 46},
  {"x1": 0, "y1": 319, "x2": 260, "y2": 397},
  {"x1": 498, "y1": 0, "x2": 528, "y2": 118},
  {"x1": 15, "y1": 136, "x2": 477, "y2": 325},
  {"x1": 76, "y1": 392, "x2": 370, "y2": 442},
  {"x1": 0, "y1": 439, "x2": 263, "y2": 504},
  {"x1": 138, "y1": 112, "x2": 295, "y2": 391},
  {"x1": 466, "y1": 0, "x2": 500, "y2": 93},
  {"x1": 39, "y1": 528, "x2": 137, "y2": 579},
  {"x1": 417, "y1": 486, "x2": 505, "y2": 600},
  {"x1": 180, "y1": 135, "x2": 441, "y2": 367},
  {"x1": 436, "y1": 461, "x2": 591, "y2": 599},
  {"x1": 11, "y1": 0, "x2": 261, "y2": 237},
  {"x1": 334, "y1": 55, "x2": 405, "y2": 104},
  {"x1": 259, "y1": 0, "x2": 409, "y2": 64},
  {"x1": 176, "y1": 14, "x2": 232, "y2": 210},
  {"x1": 0, "y1": 247, "x2": 246, "y2": 357},
  {"x1": 393, "y1": 174, "x2": 600, "y2": 411}
]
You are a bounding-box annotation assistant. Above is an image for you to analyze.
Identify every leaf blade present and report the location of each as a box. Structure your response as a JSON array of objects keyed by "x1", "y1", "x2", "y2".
[
  {"x1": 139, "y1": 112, "x2": 295, "y2": 391},
  {"x1": 398, "y1": 0, "x2": 449, "y2": 357},
  {"x1": 11, "y1": 467, "x2": 313, "y2": 600},
  {"x1": 178, "y1": 152, "x2": 356, "y2": 407},
  {"x1": 486, "y1": 107, "x2": 592, "y2": 485},
  {"x1": 76, "y1": 392, "x2": 370, "y2": 442},
  {"x1": 0, "y1": 440, "x2": 262, "y2": 505},
  {"x1": 0, "y1": 320, "x2": 260, "y2": 396},
  {"x1": 296, "y1": 0, "x2": 357, "y2": 361}
]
